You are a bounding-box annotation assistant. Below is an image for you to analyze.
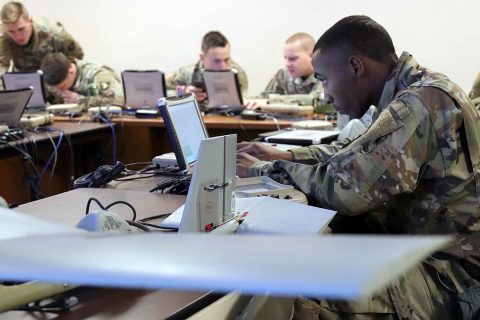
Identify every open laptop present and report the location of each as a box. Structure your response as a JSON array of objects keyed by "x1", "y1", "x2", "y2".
[
  {"x1": 0, "y1": 87, "x2": 34, "y2": 131},
  {"x1": 2, "y1": 71, "x2": 47, "y2": 113},
  {"x1": 121, "y1": 70, "x2": 166, "y2": 111},
  {"x1": 157, "y1": 93, "x2": 209, "y2": 172},
  {"x1": 2, "y1": 71, "x2": 78, "y2": 116},
  {"x1": 202, "y1": 69, "x2": 245, "y2": 114}
]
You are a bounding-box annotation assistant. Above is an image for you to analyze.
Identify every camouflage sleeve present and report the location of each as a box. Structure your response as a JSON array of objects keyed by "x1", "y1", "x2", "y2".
[
  {"x1": 231, "y1": 61, "x2": 248, "y2": 97},
  {"x1": 85, "y1": 68, "x2": 123, "y2": 107},
  {"x1": 90, "y1": 67, "x2": 124, "y2": 107},
  {"x1": 469, "y1": 73, "x2": 480, "y2": 101},
  {"x1": 165, "y1": 67, "x2": 189, "y2": 90},
  {"x1": 255, "y1": 96, "x2": 435, "y2": 215},
  {"x1": 261, "y1": 69, "x2": 285, "y2": 97},
  {"x1": 52, "y1": 22, "x2": 84, "y2": 60},
  {"x1": 289, "y1": 143, "x2": 343, "y2": 164},
  {"x1": 0, "y1": 37, "x2": 11, "y2": 75}
]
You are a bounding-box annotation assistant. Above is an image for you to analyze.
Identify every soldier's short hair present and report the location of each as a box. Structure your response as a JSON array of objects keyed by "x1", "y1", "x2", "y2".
[
  {"x1": 1, "y1": 2, "x2": 29, "y2": 24},
  {"x1": 41, "y1": 53, "x2": 71, "y2": 85},
  {"x1": 201, "y1": 31, "x2": 229, "y2": 53},
  {"x1": 313, "y1": 15, "x2": 395, "y2": 64},
  {"x1": 286, "y1": 32, "x2": 315, "y2": 53}
]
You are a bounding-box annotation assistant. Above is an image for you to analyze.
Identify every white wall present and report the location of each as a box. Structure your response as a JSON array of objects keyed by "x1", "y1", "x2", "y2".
[{"x1": 18, "y1": 0, "x2": 480, "y2": 96}]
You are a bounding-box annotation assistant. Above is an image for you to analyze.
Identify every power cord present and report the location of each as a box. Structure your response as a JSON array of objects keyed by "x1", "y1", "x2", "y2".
[
  {"x1": 15, "y1": 295, "x2": 78, "y2": 312},
  {"x1": 149, "y1": 175, "x2": 191, "y2": 194},
  {"x1": 85, "y1": 197, "x2": 150, "y2": 232},
  {"x1": 73, "y1": 162, "x2": 126, "y2": 188}
]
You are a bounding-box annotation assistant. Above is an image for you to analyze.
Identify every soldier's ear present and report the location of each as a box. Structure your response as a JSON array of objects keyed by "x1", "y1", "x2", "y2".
[
  {"x1": 349, "y1": 56, "x2": 365, "y2": 79},
  {"x1": 199, "y1": 53, "x2": 205, "y2": 63}
]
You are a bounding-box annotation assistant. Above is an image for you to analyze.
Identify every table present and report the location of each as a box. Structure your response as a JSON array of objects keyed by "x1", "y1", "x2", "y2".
[
  {"x1": 0, "y1": 188, "x2": 217, "y2": 320},
  {"x1": 0, "y1": 122, "x2": 113, "y2": 205},
  {"x1": 55, "y1": 114, "x2": 301, "y2": 165}
]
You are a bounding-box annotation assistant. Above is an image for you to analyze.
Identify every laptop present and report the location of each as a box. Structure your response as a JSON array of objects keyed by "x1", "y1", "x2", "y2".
[
  {"x1": 2, "y1": 71, "x2": 78, "y2": 116},
  {"x1": 263, "y1": 129, "x2": 339, "y2": 146},
  {"x1": 0, "y1": 87, "x2": 34, "y2": 131},
  {"x1": 121, "y1": 70, "x2": 166, "y2": 111},
  {"x1": 2, "y1": 71, "x2": 47, "y2": 113},
  {"x1": 202, "y1": 69, "x2": 245, "y2": 114},
  {"x1": 158, "y1": 93, "x2": 209, "y2": 172}
]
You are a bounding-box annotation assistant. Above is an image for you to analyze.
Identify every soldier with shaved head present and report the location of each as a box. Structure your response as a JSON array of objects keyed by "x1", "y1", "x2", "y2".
[{"x1": 262, "y1": 32, "x2": 322, "y2": 97}]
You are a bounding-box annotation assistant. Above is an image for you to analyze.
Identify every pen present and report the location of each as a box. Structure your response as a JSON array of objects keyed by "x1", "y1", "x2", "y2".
[{"x1": 205, "y1": 211, "x2": 248, "y2": 233}]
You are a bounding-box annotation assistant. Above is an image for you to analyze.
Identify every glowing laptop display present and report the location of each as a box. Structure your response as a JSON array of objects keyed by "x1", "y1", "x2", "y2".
[{"x1": 158, "y1": 93, "x2": 209, "y2": 171}]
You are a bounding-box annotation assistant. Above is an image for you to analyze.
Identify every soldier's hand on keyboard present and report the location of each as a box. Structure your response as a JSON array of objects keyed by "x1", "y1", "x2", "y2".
[
  {"x1": 185, "y1": 85, "x2": 207, "y2": 102},
  {"x1": 237, "y1": 141, "x2": 293, "y2": 161},
  {"x1": 236, "y1": 152, "x2": 261, "y2": 178}
]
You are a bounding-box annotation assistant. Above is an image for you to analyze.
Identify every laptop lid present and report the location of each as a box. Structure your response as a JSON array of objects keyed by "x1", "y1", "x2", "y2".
[
  {"x1": 121, "y1": 70, "x2": 166, "y2": 110},
  {"x1": 158, "y1": 93, "x2": 209, "y2": 172},
  {"x1": 202, "y1": 69, "x2": 244, "y2": 109},
  {"x1": 0, "y1": 88, "x2": 34, "y2": 127},
  {"x1": 2, "y1": 71, "x2": 47, "y2": 111}
]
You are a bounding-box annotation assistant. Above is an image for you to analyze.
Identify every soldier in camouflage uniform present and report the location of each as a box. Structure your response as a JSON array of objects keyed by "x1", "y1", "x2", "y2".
[
  {"x1": 40, "y1": 53, "x2": 123, "y2": 109},
  {"x1": 468, "y1": 73, "x2": 480, "y2": 109},
  {"x1": 166, "y1": 31, "x2": 248, "y2": 103},
  {"x1": 262, "y1": 33, "x2": 324, "y2": 107},
  {"x1": 0, "y1": 2, "x2": 83, "y2": 74},
  {"x1": 238, "y1": 16, "x2": 480, "y2": 319}
]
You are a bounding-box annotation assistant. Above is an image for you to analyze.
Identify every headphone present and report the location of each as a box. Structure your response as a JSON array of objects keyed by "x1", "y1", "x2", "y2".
[{"x1": 73, "y1": 162, "x2": 125, "y2": 188}]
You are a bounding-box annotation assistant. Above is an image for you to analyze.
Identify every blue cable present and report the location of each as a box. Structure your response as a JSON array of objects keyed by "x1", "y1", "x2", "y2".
[
  {"x1": 38, "y1": 129, "x2": 63, "y2": 183},
  {"x1": 97, "y1": 115, "x2": 117, "y2": 163}
]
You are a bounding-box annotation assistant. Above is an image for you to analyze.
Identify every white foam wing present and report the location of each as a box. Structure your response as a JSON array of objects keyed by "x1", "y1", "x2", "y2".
[
  {"x1": 0, "y1": 206, "x2": 82, "y2": 241},
  {"x1": 0, "y1": 231, "x2": 450, "y2": 300}
]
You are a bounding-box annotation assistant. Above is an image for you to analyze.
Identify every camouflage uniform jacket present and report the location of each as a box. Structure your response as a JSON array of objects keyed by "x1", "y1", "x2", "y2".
[
  {"x1": 0, "y1": 16, "x2": 83, "y2": 73},
  {"x1": 55, "y1": 59, "x2": 123, "y2": 109},
  {"x1": 166, "y1": 60, "x2": 249, "y2": 96},
  {"x1": 261, "y1": 68, "x2": 323, "y2": 97},
  {"x1": 250, "y1": 52, "x2": 480, "y2": 269},
  {"x1": 468, "y1": 72, "x2": 480, "y2": 109}
]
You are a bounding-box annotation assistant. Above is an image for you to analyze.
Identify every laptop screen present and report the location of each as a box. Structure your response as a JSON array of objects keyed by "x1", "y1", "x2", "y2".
[
  {"x1": 122, "y1": 70, "x2": 166, "y2": 109},
  {"x1": 0, "y1": 88, "x2": 34, "y2": 127},
  {"x1": 202, "y1": 69, "x2": 244, "y2": 109},
  {"x1": 2, "y1": 71, "x2": 46, "y2": 111},
  {"x1": 159, "y1": 93, "x2": 208, "y2": 171}
]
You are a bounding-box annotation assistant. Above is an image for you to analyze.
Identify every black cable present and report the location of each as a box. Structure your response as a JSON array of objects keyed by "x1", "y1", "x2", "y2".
[
  {"x1": 139, "y1": 213, "x2": 172, "y2": 222},
  {"x1": 138, "y1": 221, "x2": 177, "y2": 231},
  {"x1": 85, "y1": 197, "x2": 107, "y2": 214},
  {"x1": 105, "y1": 201, "x2": 137, "y2": 221},
  {"x1": 149, "y1": 175, "x2": 191, "y2": 193},
  {"x1": 114, "y1": 174, "x2": 159, "y2": 182},
  {"x1": 85, "y1": 197, "x2": 151, "y2": 232},
  {"x1": 124, "y1": 161, "x2": 154, "y2": 167},
  {"x1": 64, "y1": 133, "x2": 75, "y2": 189},
  {"x1": 128, "y1": 220, "x2": 151, "y2": 232},
  {"x1": 15, "y1": 295, "x2": 78, "y2": 312},
  {"x1": 1, "y1": 139, "x2": 42, "y2": 200}
]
